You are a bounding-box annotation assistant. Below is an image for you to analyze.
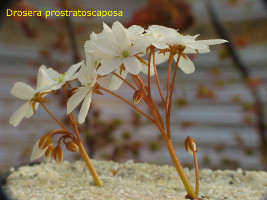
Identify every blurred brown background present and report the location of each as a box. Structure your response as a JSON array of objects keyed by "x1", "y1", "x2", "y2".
[{"x1": 0, "y1": 0, "x2": 267, "y2": 173}]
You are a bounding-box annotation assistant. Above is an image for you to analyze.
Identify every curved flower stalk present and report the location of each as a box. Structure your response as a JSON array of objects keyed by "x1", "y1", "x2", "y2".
[
  {"x1": 9, "y1": 63, "x2": 103, "y2": 187},
  {"x1": 9, "y1": 21, "x2": 227, "y2": 199}
]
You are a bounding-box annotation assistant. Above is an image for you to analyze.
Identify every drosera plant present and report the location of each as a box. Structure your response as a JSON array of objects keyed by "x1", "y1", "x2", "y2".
[{"x1": 9, "y1": 21, "x2": 227, "y2": 199}]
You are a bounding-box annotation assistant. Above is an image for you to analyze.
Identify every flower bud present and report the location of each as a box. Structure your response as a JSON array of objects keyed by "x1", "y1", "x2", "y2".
[
  {"x1": 39, "y1": 134, "x2": 52, "y2": 150},
  {"x1": 133, "y1": 90, "x2": 144, "y2": 104},
  {"x1": 66, "y1": 141, "x2": 79, "y2": 152},
  {"x1": 45, "y1": 144, "x2": 54, "y2": 163},
  {"x1": 53, "y1": 145, "x2": 64, "y2": 165},
  {"x1": 184, "y1": 136, "x2": 198, "y2": 156}
]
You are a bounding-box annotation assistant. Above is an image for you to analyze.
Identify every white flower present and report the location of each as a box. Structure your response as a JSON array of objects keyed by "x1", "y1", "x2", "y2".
[
  {"x1": 93, "y1": 21, "x2": 152, "y2": 75},
  {"x1": 39, "y1": 61, "x2": 83, "y2": 91},
  {"x1": 67, "y1": 62, "x2": 97, "y2": 124},
  {"x1": 127, "y1": 25, "x2": 145, "y2": 43},
  {"x1": 9, "y1": 65, "x2": 50, "y2": 127},
  {"x1": 153, "y1": 30, "x2": 227, "y2": 74},
  {"x1": 146, "y1": 25, "x2": 178, "y2": 49}
]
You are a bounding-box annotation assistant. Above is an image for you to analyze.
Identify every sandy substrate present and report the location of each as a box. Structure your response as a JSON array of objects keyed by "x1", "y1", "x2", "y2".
[{"x1": 3, "y1": 160, "x2": 267, "y2": 200}]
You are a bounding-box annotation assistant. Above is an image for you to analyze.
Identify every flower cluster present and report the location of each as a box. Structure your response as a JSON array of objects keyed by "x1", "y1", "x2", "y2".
[
  {"x1": 9, "y1": 21, "x2": 227, "y2": 196},
  {"x1": 10, "y1": 21, "x2": 226, "y2": 129}
]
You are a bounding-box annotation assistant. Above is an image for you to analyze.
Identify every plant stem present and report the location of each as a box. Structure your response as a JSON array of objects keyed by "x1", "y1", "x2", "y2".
[
  {"x1": 193, "y1": 151, "x2": 199, "y2": 197},
  {"x1": 166, "y1": 54, "x2": 174, "y2": 110},
  {"x1": 112, "y1": 72, "x2": 137, "y2": 91},
  {"x1": 147, "y1": 47, "x2": 152, "y2": 93},
  {"x1": 166, "y1": 54, "x2": 181, "y2": 139},
  {"x1": 39, "y1": 102, "x2": 67, "y2": 130},
  {"x1": 77, "y1": 141, "x2": 103, "y2": 186},
  {"x1": 99, "y1": 86, "x2": 155, "y2": 123},
  {"x1": 63, "y1": 85, "x2": 81, "y2": 141},
  {"x1": 164, "y1": 136, "x2": 197, "y2": 199},
  {"x1": 141, "y1": 89, "x2": 196, "y2": 198},
  {"x1": 130, "y1": 74, "x2": 142, "y2": 89},
  {"x1": 152, "y1": 50, "x2": 166, "y2": 106}
]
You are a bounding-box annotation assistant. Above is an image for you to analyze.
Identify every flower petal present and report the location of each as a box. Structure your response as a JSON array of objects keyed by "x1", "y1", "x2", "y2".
[
  {"x1": 184, "y1": 47, "x2": 210, "y2": 54},
  {"x1": 65, "y1": 61, "x2": 83, "y2": 80},
  {"x1": 78, "y1": 91, "x2": 92, "y2": 124},
  {"x1": 25, "y1": 103, "x2": 39, "y2": 118},
  {"x1": 175, "y1": 55, "x2": 195, "y2": 74},
  {"x1": 11, "y1": 82, "x2": 34, "y2": 100},
  {"x1": 154, "y1": 52, "x2": 170, "y2": 65},
  {"x1": 35, "y1": 83, "x2": 59, "y2": 93},
  {"x1": 198, "y1": 39, "x2": 228, "y2": 45},
  {"x1": 78, "y1": 63, "x2": 97, "y2": 87},
  {"x1": 31, "y1": 139, "x2": 48, "y2": 161},
  {"x1": 148, "y1": 25, "x2": 178, "y2": 38},
  {"x1": 130, "y1": 38, "x2": 152, "y2": 55},
  {"x1": 140, "y1": 60, "x2": 155, "y2": 76},
  {"x1": 41, "y1": 68, "x2": 60, "y2": 83},
  {"x1": 186, "y1": 42, "x2": 208, "y2": 50},
  {"x1": 9, "y1": 101, "x2": 32, "y2": 127},
  {"x1": 37, "y1": 65, "x2": 52, "y2": 89},
  {"x1": 93, "y1": 38, "x2": 118, "y2": 56},
  {"x1": 128, "y1": 25, "x2": 144, "y2": 35},
  {"x1": 112, "y1": 21, "x2": 131, "y2": 48},
  {"x1": 67, "y1": 88, "x2": 88, "y2": 114},
  {"x1": 109, "y1": 68, "x2": 128, "y2": 91},
  {"x1": 123, "y1": 56, "x2": 141, "y2": 75},
  {"x1": 152, "y1": 42, "x2": 169, "y2": 49},
  {"x1": 97, "y1": 57, "x2": 122, "y2": 76}
]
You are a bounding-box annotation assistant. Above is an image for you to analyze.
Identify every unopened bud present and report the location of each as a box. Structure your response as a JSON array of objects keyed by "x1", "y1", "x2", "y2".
[
  {"x1": 39, "y1": 134, "x2": 52, "y2": 150},
  {"x1": 66, "y1": 141, "x2": 79, "y2": 152},
  {"x1": 45, "y1": 144, "x2": 54, "y2": 163},
  {"x1": 184, "y1": 136, "x2": 198, "y2": 156},
  {"x1": 53, "y1": 145, "x2": 64, "y2": 165},
  {"x1": 133, "y1": 90, "x2": 144, "y2": 104}
]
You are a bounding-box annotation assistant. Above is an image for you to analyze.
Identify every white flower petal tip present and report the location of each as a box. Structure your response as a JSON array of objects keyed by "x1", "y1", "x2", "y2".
[
  {"x1": 9, "y1": 102, "x2": 32, "y2": 127},
  {"x1": 176, "y1": 55, "x2": 195, "y2": 74},
  {"x1": 78, "y1": 92, "x2": 92, "y2": 124},
  {"x1": 109, "y1": 68, "x2": 128, "y2": 91},
  {"x1": 10, "y1": 82, "x2": 34, "y2": 100}
]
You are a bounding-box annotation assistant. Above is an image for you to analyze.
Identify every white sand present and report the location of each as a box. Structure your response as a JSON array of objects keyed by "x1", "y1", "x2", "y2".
[{"x1": 3, "y1": 160, "x2": 267, "y2": 200}]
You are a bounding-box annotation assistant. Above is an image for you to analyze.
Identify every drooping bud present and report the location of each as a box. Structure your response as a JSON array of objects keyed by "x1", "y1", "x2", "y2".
[
  {"x1": 133, "y1": 90, "x2": 144, "y2": 104},
  {"x1": 39, "y1": 134, "x2": 52, "y2": 150},
  {"x1": 44, "y1": 144, "x2": 54, "y2": 163},
  {"x1": 66, "y1": 141, "x2": 79, "y2": 152},
  {"x1": 184, "y1": 136, "x2": 199, "y2": 156},
  {"x1": 31, "y1": 139, "x2": 49, "y2": 161},
  {"x1": 53, "y1": 145, "x2": 64, "y2": 165}
]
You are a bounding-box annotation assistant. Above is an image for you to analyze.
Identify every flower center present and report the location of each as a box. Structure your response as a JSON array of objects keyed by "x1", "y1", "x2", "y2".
[
  {"x1": 58, "y1": 73, "x2": 66, "y2": 83},
  {"x1": 121, "y1": 50, "x2": 130, "y2": 58}
]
